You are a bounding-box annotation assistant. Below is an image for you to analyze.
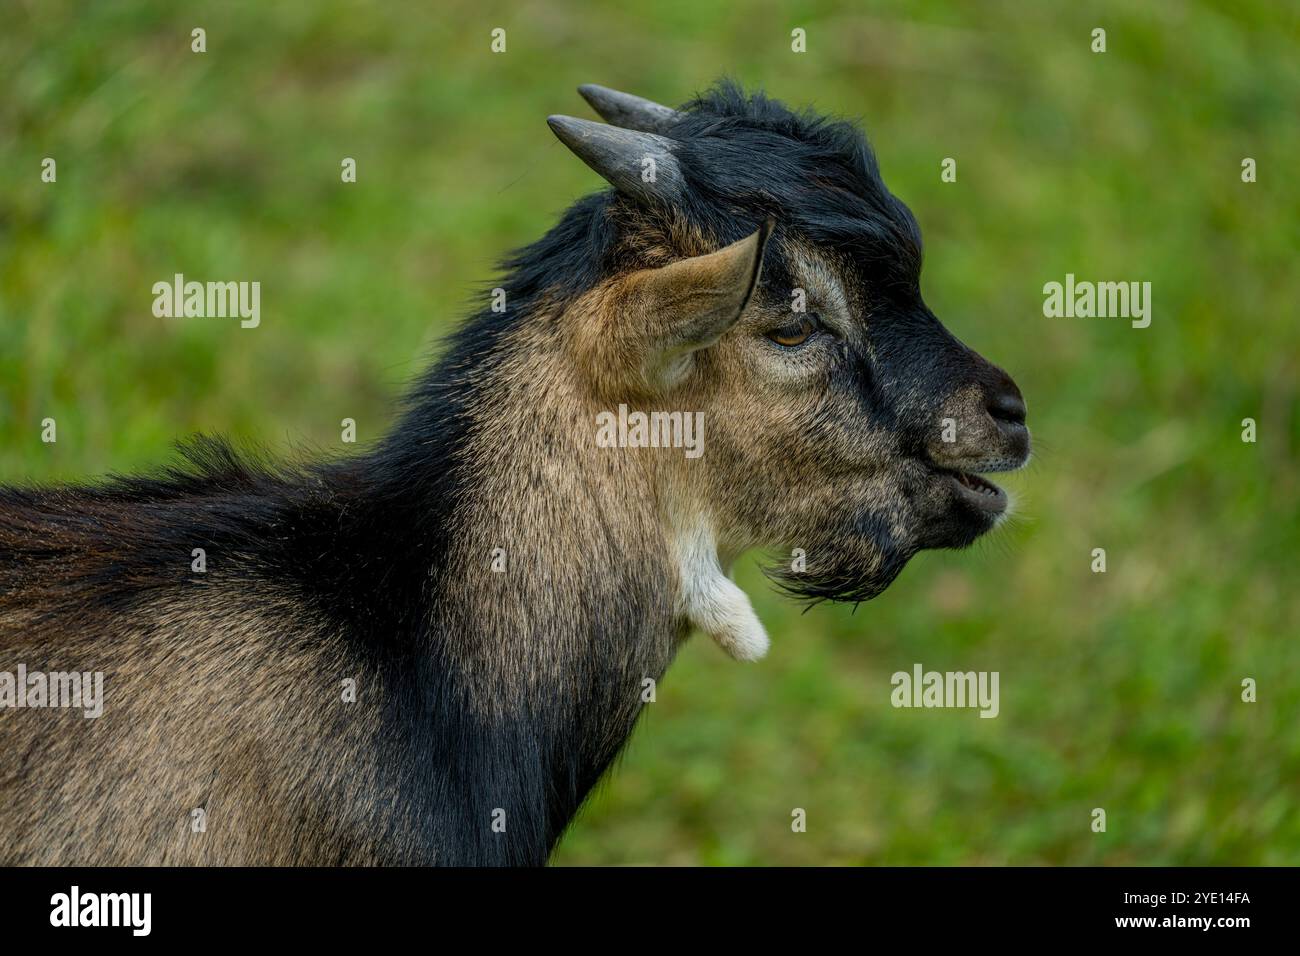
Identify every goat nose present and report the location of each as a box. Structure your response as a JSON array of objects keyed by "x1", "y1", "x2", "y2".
[{"x1": 986, "y1": 387, "x2": 1027, "y2": 428}]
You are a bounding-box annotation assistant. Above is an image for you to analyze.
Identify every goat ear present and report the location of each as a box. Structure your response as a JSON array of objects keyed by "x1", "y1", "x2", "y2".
[{"x1": 596, "y1": 221, "x2": 772, "y2": 393}]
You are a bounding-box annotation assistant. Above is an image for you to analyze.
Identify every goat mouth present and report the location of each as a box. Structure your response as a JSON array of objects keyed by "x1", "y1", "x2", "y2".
[{"x1": 945, "y1": 469, "x2": 1007, "y2": 513}]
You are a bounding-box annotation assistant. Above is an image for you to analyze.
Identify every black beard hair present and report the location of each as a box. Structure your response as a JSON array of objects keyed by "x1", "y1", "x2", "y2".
[{"x1": 763, "y1": 510, "x2": 916, "y2": 608}]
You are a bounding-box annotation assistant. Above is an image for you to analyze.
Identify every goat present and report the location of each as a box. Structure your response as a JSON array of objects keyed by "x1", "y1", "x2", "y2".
[{"x1": 0, "y1": 81, "x2": 1030, "y2": 865}]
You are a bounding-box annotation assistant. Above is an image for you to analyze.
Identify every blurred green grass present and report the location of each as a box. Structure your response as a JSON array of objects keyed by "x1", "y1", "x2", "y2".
[{"x1": 1, "y1": 0, "x2": 1297, "y2": 864}]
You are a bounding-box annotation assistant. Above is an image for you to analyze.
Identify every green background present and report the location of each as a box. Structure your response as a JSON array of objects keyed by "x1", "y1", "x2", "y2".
[{"x1": 2, "y1": 1, "x2": 1297, "y2": 864}]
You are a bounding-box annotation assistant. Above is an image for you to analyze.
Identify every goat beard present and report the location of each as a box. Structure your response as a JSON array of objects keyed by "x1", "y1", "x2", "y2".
[{"x1": 763, "y1": 507, "x2": 918, "y2": 607}]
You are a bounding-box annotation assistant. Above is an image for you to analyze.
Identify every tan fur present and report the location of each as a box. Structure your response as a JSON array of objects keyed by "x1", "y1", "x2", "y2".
[{"x1": 0, "y1": 590, "x2": 392, "y2": 864}]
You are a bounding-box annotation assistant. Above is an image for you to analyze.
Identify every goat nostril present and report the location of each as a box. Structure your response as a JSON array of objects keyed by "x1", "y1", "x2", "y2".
[{"x1": 987, "y1": 391, "x2": 1027, "y2": 427}]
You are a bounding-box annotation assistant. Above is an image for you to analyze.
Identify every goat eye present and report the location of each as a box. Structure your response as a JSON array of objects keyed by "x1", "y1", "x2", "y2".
[{"x1": 766, "y1": 313, "x2": 821, "y2": 348}]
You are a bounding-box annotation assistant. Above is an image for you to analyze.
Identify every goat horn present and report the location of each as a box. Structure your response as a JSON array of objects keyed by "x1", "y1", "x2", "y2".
[
  {"x1": 547, "y1": 115, "x2": 684, "y2": 205},
  {"x1": 577, "y1": 84, "x2": 684, "y2": 135}
]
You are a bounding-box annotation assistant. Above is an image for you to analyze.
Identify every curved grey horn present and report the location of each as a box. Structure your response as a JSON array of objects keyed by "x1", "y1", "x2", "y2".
[
  {"x1": 547, "y1": 115, "x2": 684, "y2": 204},
  {"x1": 577, "y1": 84, "x2": 684, "y2": 135}
]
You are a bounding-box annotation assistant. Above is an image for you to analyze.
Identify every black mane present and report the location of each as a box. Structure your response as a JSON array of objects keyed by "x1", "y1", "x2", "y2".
[{"x1": 674, "y1": 80, "x2": 921, "y2": 289}]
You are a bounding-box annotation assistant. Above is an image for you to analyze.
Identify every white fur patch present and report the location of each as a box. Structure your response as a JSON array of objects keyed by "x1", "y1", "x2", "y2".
[{"x1": 674, "y1": 522, "x2": 769, "y2": 661}]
